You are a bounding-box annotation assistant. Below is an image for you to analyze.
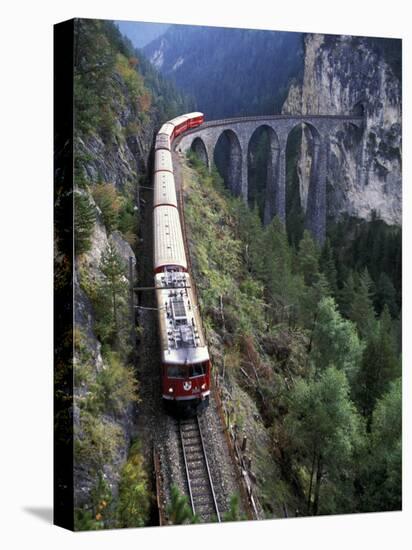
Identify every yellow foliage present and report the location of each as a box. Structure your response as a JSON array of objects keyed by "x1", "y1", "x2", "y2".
[
  {"x1": 138, "y1": 91, "x2": 151, "y2": 113},
  {"x1": 115, "y1": 53, "x2": 146, "y2": 106}
]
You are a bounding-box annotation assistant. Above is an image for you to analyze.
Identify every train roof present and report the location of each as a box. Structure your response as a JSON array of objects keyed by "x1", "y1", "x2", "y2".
[
  {"x1": 153, "y1": 171, "x2": 177, "y2": 208},
  {"x1": 154, "y1": 148, "x2": 173, "y2": 173},
  {"x1": 168, "y1": 114, "x2": 190, "y2": 127},
  {"x1": 155, "y1": 133, "x2": 171, "y2": 152},
  {"x1": 183, "y1": 112, "x2": 204, "y2": 119},
  {"x1": 153, "y1": 205, "x2": 187, "y2": 271},
  {"x1": 158, "y1": 122, "x2": 175, "y2": 137},
  {"x1": 155, "y1": 271, "x2": 209, "y2": 364}
]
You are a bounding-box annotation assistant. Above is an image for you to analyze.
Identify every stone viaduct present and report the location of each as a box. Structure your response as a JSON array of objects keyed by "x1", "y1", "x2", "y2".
[{"x1": 175, "y1": 114, "x2": 364, "y2": 244}]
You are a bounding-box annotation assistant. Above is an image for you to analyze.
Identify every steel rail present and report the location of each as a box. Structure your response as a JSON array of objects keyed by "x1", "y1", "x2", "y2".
[
  {"x1": 179, "y1": 420, "x2": 196, "y2": 514},
  {"x1": 196, "y1": 416, "x2": 221, "y2": 522},
  {"x1": 178, "y1": 416, "x2": 221, "y2": 522}
]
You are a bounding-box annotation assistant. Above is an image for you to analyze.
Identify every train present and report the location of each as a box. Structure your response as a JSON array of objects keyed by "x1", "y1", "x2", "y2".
[{"x1": 153, "y1": 112, "x2": 210, "y2": 417}]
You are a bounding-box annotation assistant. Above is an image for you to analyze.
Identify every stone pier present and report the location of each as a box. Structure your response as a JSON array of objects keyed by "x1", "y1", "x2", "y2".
[{"x1": 176, "y1": 114, "x2": 363, "y2": 244}]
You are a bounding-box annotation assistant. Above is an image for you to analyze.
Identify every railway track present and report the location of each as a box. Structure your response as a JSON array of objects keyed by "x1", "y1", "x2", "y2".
[{"x1": 178, "y1": 415, "x2": 221, "y2": 523}]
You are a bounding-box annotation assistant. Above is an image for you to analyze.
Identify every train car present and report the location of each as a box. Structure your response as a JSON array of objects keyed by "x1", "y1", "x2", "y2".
[
  {"x1": 155, "y1": 122, "x2": 175, "y2": 152},
  {"x1": 168, "y1": 115, "x2": 190, "y2": 138},
  {"x1": 155, "y1": 270, "x2": 211, "y2": 415},
  {"x1": 153, "y1": 205, "x2": 187, "y2": 273},
  {"x1": 153, "y1": 170, "x2": 178, "y2": 209},
  {"x1": 154, "y1": 148, "x2": 173, "y2": 174},
  {"x1": 185, "y1": 111, "x2": 204, "y2": 129}
]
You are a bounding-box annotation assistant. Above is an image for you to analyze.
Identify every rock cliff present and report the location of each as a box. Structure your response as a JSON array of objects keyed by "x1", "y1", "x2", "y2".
[{"x1": 282, "y1": 33, "x2": 402, "y2": 225}]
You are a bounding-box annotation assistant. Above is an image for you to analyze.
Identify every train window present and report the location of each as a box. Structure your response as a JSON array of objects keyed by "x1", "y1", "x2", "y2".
[
  {"x1": 167, "y1": 365, "x2": 187, "y2": 379},
  {"x1": 190, "y1": 363, "x2": 205, "y2": 377}
]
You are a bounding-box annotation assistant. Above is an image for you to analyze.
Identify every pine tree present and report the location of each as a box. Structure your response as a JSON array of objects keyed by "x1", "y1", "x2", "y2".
[
  {"x1": 376, "y1": 272, "x2": 398, "y2": 317},
  {"x1": 74, "y1": 192, "x2": 96, "y2": 255},
  {"x1": 260, "y1": 216, "x2": 293, "y2": 305},
  {"x1": 319, "y1": 238, "x2": 338, "y2": 297},
  {"x1": 99, "y1": 241, "x2": 127, "y2": 341},
  {"x1": 353, "y1": 305, "x2": 401, "y2": 422},
  {"x1": 237, "y1": 202, "x2": 264, "y2": 274},
  {"x1": 349, "y1": 268, "x2": 377, "y2": 340},
  {"x1": 357, "y1": 379, "x2": 402, "y2": 512},
  {"x1": 297, "y1": 230, "x2": 320, "y2": 287},
  {"x1": 309, "y1": 296, "x2": 363, "y2": 380},
  {"x1": 338, "y1": 270, "x2": 356, "y2": 318}
]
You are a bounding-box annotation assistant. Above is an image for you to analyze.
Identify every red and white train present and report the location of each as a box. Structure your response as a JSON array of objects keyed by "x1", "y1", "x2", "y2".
[{"x1": 153, "y1": 112, "x2": 210, "y2": 416}]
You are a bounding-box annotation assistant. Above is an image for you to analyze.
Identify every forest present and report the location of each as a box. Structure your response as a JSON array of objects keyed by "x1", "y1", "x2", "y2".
[
  {"x1": 184, "y1": 151, "x2": 401, "y2": 515},
  {"x1": 143, "y1": 25, "x2": 304, "y2": 119}
]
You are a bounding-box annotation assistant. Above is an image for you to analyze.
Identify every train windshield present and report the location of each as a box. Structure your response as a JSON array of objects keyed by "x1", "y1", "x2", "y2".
[
  {"x1": 167, "y1": 365, "x2": 187, "y2": 379},
  {"x1": 190, "y1": 363, "x2": 206, "y2": 378},
  {"x1": 167, "y1": 362, "x2": 208, "y2": 378}
]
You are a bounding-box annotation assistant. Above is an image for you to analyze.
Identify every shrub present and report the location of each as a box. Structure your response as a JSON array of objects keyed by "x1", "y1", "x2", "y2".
[
  {"x1": 75, "y1": 411, "x2": 124, "y2": 470},
  {"x1": 118, "y1": 195, "x2": 138, "y2": 237},
  {"x1": 97, "y1": 352, "x2": 139, "y2": 415},
  {"x1": 166, "y1": 485, "x2": 199, "y2": 525},
  {"x1": 117, "y1": 441, "x2": 151, "y2": 527},
  {"x1": 222, "y1": 493, "x2": 247, "y2": 522},
  {"x1": 74, "y1": 474, "x2": 113, "y2": 530},
  {"x1": 92, "y1": 183, "x2": 121, "y2": 232}
]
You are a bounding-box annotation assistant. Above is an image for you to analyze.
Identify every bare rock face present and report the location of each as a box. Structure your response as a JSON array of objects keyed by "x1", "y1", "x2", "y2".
[{"x1": 283, "y1": 33, "x2": 402, "y2": 225}]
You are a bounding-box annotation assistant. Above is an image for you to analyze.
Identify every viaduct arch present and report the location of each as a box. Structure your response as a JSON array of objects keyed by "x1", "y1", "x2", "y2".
[{"x1": 176, "y1": 114, "x2": 364, "y2": 244}]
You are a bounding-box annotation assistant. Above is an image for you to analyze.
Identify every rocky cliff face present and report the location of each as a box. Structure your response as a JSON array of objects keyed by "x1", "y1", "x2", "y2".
[
  {"x1": 73, "y1": 81, "x2": 144, "y2": 509},
  {"x1": 74, "y1": 215, "x2": 137, "y2": 508},
  {"x1": 282, "y1": 33, "x2": 402, "y2": 225}
]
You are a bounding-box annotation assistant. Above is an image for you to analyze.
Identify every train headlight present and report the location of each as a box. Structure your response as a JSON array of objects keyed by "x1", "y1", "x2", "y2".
[
  {"x1": 201, "y1": 383, "x2": 207, "y2": 390},
  {"x1": 168, "y1": 387, "x2": 174, "y2": 393}
]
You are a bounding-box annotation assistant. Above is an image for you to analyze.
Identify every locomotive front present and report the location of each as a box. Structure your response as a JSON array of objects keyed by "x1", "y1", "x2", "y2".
[{"x1": 155, "y1": 270, "x2": 210, "y2": 416}]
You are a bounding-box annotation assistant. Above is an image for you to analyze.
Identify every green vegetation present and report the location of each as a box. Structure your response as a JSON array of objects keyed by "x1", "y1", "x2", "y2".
[
  {"x1": 74, "y1": 19, "x2": 190, "y2": 142},
  {"x1": 74, "y1": 440, "x2": 151, "y2": 530},
  {"x1": 92, "y1": 182, "x2": 138, "y2": 246},
  {"x1": 284, "y1": 366, "x2": 363, "y2": 515},
  {"x1": 92, "y1": 184, "x2": 121, "y2": 233},
  {"x1": 222, "y1": 494, "x2": 247, "y2": 522},
  {"x1": 74, "y1": 240, "x2": 141, "y2": 530},
  {"x1": 74, "y1": 474, "x2": 113, "y2": 530},
  {"x1": 166, "y1": 485, "x2": 199, "y2": 525},
  {"x1": 117, "y1": 441, "x2": 151, "y2": 528},
  {"x1": 74, "y1": 192, "x2": 96, "y2": 254},
  {"x1": 184, "y1": 151, "x2": 402, "y2": 517},
  {"x1": 74, "y1": 20, "x2": 146, "y2": 140},
  {"x1": 99, "y1": 241, "x2": 129, "y2": 343}
]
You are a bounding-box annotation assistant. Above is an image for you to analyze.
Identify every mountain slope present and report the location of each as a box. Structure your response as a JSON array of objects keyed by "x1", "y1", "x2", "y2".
[
  {"x1": 144, "y1": 24, "x2": 304, "y2": 119},
  {"x1": 116, "y1": 20, "x2": 170, "y2": 48}
]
